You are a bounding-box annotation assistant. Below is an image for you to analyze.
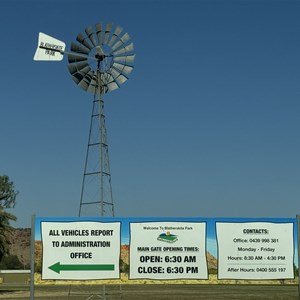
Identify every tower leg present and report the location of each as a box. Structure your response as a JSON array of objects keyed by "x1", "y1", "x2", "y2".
[{"x1": 78, "y1": 92, "x2": 114, "y2": 217}]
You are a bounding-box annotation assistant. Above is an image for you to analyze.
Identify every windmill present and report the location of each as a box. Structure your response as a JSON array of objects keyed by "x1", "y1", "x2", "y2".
[{"x1": 34, "y1": 23, "x2": 135, "y2": 217}]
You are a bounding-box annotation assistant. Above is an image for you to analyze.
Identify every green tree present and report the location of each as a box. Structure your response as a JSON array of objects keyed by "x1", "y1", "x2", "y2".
[
  {"x1": 0, "y1": 255, "x2": 23, "y2": 270},
  {"x1": 0, "y1": 175, "x2": 18, "y2": 208},
  {"x1": 0, "y1": 175, "x2": 18, "y2": 261}
]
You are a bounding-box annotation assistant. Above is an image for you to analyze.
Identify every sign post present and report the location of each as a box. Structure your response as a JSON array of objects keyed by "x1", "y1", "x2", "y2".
[
  {"x1": 297, "y1": 215, "x2": 300, "y2": 300},
  {"x1": 30, "y1": 215, "x2": 35, "y2": 300}
]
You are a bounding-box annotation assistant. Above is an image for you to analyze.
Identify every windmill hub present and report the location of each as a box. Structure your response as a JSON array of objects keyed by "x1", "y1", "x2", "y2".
[
  {"x1": 95, "y1": 46, "x2": 105, "y2": 61},
  {"x1": 95, "y1": 53, "x2": 105, "y2": 61}
]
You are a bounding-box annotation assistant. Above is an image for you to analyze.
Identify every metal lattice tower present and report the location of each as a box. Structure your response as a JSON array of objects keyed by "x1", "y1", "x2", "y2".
[
  {"x1": 66, "y1": 23, "x2": 135, "y2": 217},
  {"x1": 78, "y1": 79, "x2": 114, "y2": 217}
]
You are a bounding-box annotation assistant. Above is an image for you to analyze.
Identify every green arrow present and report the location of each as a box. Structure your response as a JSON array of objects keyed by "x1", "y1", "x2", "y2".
[{"x1": 49, "y1": 262, "x2": 115, "y2": 274}]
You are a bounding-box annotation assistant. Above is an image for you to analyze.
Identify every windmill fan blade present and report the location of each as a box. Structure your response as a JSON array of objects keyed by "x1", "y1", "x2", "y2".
[
  {"x1": 78, "y1": 79, "x2": 89, "y2": 91},
  {"x1": 85, "y1": 26, "x2": 97, "y2": 46},
  {"x1": 114, "y1": 54, "x2": 135, "y2": 64},
  {"x1": 70, "y1": 66, "x2": 91, "y2": 82},
  {"x1": 103, "y1": 23, "x2": 113, "y2": 45},
  {"x1": 101, "y1": 73, "x2": 119, "y2": 92},
  {"x1": 112, "y1": 43, "x2": 134, "y2": 56},
  {"x1": 76, "y1": 33, "x2": 93, "y2": 50},
  {"x1": 112, "y1": 62, "x2": 134, "y2": 75},
  {"x1": 68, "y1": 61, "x2": 89, "y2": 74},
  {"x1": 70, "y1": 66, "x2": 91, "y2": 78},
  {"x1": 110, "y1": 68, "x2": 128, "y2": 85},
  {"x1": 70, "y1": 42, "x2": 89, "y2": 55},
  {"x1": 71, "y1": 71, "x2": 87, "y2": 85},
  {"x1": 71, "y1": 74, "x2": 83, "y2": 85},
  {"x1": 87, "y1": 74, "x2": 98, "y2": 93},
  {"x1": 95, "y1": 23, "x2": 103, "y2": 45},
  {"x1": 68, "y1": 64, "x2": 77, "y2": 75},
  {"x1": 108, "y1": 26, "x2": 123, "y2": 47},
  {"x1": 107, "y1": 80, "x2": 119, "y2": 92},
  {"x1": 78, "y1": 70, "x2": 95, "y2": 91},
  {"x1": 68, "y1": 53, "x2": 87, "y2": 64},
  {"x1": 111, "y1": 33, "x2": 131, "y2": 51}
]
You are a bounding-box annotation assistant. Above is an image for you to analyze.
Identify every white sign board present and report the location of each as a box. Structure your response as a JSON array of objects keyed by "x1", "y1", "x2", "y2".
[
  {"x1": 33, "y1": 32, "x2": 65, "y2": 61},
  {"x1": 41, "y1": 221, "x2": 120, "y2": 280},
  {"x1": 216, "y1": 222, "x2": 294, "y2": 279},
  {"x1": 129, "y1": 222, "x2": 208, "y2": 280}
]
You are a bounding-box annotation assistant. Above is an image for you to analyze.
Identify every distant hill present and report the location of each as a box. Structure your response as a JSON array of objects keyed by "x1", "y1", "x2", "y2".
[{"x1": 7, "y1": 228, "x2": 31, "y2": 269}]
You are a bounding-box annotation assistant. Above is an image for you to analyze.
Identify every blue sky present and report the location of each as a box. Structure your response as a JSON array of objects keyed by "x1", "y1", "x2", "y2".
[{"x1": 1, "y1": 0, "x2": 300, "y2": 228}]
